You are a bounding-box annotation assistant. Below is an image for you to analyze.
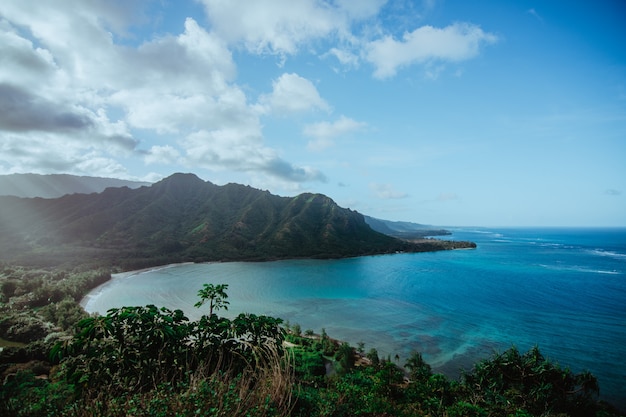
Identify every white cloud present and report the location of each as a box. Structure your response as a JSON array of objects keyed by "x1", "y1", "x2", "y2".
[
  {"x1": 366, "y1": 22, "x2": 498, "y2": 78},
  {"x1": 259, "y1": 73, "x2": 330, "y2": 114},
  {"x1": 370, "y1": 183, "x2": 408, "y2": 199},
  {"x1": 198, "y1": 0, "x2": 357, "y2": 55},
  {"x1": 335, "y1": 0, "x2": 387, "y2": 20},
  {"x1": 127, "y1": 18, "x2": 235, "y2": 94},
  {"x1": 144, "y1": 145, "x2": 182, "y2": 166},
  {"x1": 181, "y1": 129, "x2": 326, "y2": 183},
  {"x1": 0, "y1": 2, "x2": 142, "y2": 177},
  {"x1": 0, "y1": 133, "x2": 129, "y2": 177},
  {"x1": 304, "y1": 116, "x2": 367, "y2": 150},
  {"x1": 0, "y1": 2, "x2": 327, "y2": 183},
  {"x1": 326, "y1": 47, "x2": 360, "y2": 68},
  {"x1": 527, "y1": 8, "x2": 544, "y2": 24},
  {"x1": 0, "y1": 25, "x2": 58, "y2": 88},
  {"x1": 0, "y1": 0, "x2": 500, "y2": 186}
]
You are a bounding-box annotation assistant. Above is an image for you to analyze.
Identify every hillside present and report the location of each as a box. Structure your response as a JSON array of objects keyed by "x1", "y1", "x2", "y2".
[
  {"x1": 0, "y1": 173, "x2": 474, "y2": 267},
  {"x1": 363, "y1": 215, "x2": 452, "y2": 238},
  {"x1": 0, "y1": 173, "x2": 150, "y2": 198}
]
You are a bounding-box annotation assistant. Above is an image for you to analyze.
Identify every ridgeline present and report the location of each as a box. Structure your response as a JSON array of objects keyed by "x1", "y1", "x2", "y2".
[{"x1": 0, "y1": 173, "x2": 474, "y2": 269}]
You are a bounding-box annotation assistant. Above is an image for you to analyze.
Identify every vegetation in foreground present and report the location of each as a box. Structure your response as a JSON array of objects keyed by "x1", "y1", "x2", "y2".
[{"x1": 1, "y1": 271, "x2": 623, "y2": 417}]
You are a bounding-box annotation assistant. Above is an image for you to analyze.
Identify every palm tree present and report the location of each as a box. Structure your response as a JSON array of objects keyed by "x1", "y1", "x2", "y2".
[{"x1": 195, "y1": 283, "x2": 230, "y2": 316}]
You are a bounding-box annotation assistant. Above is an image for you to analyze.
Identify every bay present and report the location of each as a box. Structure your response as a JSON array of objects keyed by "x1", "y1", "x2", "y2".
[{"x1": 83, "y1": 227, "x2": 626, "y2": 408}]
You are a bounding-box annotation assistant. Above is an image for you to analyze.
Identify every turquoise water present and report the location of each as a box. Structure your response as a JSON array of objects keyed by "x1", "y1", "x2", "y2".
[{"x1": 83, "y1": 228, "x2": 626, "y2": 408}]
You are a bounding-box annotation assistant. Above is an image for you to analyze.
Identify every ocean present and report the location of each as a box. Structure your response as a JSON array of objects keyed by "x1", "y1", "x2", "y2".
[{"x1": 83, "y1": 227, "x2": 626, "y2": 408}]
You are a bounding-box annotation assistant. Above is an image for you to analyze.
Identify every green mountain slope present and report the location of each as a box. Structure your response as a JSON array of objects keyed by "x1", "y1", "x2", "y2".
[
  {"x1": 363, "y1": 215, "x2": 452, "y2": 238},
  {"x1": 0, "y1": 173, "x2": 474, "y2": 267}
]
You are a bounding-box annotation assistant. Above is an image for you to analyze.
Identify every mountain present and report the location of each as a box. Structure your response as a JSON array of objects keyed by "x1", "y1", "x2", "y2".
[
  {"x1": 363, "y1": 216, "x2": 452, "y2": 239},
  {"x1": 0, "y1": 173, "x2": 475, "y2": 268},
  {"x1": 0, "y1": 173, "x2": 150, "y2": 198}
]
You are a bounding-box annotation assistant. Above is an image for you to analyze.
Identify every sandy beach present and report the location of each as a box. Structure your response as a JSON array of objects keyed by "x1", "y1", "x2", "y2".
[{"x1": 80, "y1": 262, "x2": 195, "y2": 311}]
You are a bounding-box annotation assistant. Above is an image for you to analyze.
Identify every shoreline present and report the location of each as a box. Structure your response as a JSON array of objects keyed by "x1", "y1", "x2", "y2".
[
  {"x1": 75, "y1": 236, "x2": 625, "y2": 409},
  {"x1": 79, "y1": 242, "x2": 476, "y2": 313},
  {"x1": 80, "y1": 262, "x2": 196, "y2": 311}
]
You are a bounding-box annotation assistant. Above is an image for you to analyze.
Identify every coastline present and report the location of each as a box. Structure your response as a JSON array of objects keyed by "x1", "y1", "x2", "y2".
[
  {"x1": 77, "y1": 229, "x2": 626, "y2": 404},
  {"x1": 80, "y1": 262, "x2": 196, "y2": 311},
  {"x1": 79, "y1": 238, "x2": 475, "y2": 312}
]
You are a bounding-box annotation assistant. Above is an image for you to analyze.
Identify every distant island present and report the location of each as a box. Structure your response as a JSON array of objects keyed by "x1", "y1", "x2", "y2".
[{"x1": 0, "y1": 172, "x2": 475, "y2": 269}]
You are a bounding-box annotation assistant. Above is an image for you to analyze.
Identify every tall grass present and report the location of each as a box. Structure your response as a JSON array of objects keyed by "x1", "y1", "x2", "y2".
[{"x1": 56, "y1": 343, "x2": 294, "y2": 417}]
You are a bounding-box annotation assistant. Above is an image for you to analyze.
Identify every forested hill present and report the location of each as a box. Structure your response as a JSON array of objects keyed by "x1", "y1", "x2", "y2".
[{"x1": 0, "y1": 173, "x2": 474, "y2": 267}]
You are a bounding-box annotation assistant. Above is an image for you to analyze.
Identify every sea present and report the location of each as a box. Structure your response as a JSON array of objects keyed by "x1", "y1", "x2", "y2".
[{"x1": 83, "y1": 227, "x2": 626, "y2": 408}]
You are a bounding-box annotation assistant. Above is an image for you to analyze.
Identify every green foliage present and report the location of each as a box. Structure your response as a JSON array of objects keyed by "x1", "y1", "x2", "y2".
[
  {"x1": 0, "y1": 370, "x2": 77, "y2": 417},
  {"x1": 366, "y1": 347, "x2": 380, "y2": 367},
  {"x1": 446, "y1": 401, "x2": 487, "y2": 417},
  {"x1": 335, "y1": 342, "x2": 355, "y2": 375},
  {"x1": 291, "y1": 347, "x2": 326, "y2": 384},
  {"x1": 459, "y1": 345, "x2": 605, "y2": 416},
  {"x1": 0, "y1": 265, "x2": 110, "y2": 311},
  {"x1": 194, "y1": 283, "x2": 229, "y2": 316},
  {"x1": 54, "y1": 305, "x2": 284, "y2": 397},
  {"x1": 405, "y1": 350, "x2": 432, "y2": 382},
  {"x1": 1, "y1": 277, "x2": 623, "y2": 417},
  {"x1": 39, "y1": 298, "x2": 88, "y2": 331}
]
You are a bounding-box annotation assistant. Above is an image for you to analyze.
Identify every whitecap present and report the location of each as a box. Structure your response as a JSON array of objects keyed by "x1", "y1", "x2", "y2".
[
  {"x1": 539, "y1": 263, "x2": 622, "y2": 275},
  {"x1": 587, "y1": 249, "x2": 626, "y2": 260}
]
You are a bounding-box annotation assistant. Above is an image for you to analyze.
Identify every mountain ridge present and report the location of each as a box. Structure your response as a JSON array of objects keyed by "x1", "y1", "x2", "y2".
[
  {"x1": 0, "y1": 173, "x2": 475, "y2": 268},
  {"x1": 0, "y1": 173, "x2": 150, "y2": 198},
  {"x1": 363, "y1": 215, "x2": 452, "y2": 239}
]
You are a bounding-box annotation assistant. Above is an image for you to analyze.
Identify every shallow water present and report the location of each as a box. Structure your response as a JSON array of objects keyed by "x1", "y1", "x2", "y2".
[{"x1": 83, "y1": 227, "x2": 626, "y2": 408}]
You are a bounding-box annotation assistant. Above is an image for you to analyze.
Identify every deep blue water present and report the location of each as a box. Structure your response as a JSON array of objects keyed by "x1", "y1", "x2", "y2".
[{"x1": 84, "y1": 227, "x2": 626, "y2": 408}]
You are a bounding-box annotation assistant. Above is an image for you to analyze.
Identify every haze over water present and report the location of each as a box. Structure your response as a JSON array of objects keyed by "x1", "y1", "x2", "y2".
[{"x1": 84, "y1": 228, "x2": 626, "y2": 408}]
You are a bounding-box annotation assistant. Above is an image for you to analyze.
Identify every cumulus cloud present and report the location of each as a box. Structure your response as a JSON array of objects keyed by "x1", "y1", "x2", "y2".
[
  {"x1": 370, "y1": 183, "x2": 408, "y2": 199},
  {"x1": 263, "y1": 159, "x2": 328, "y2": 183},
  {"x1": 197, "y1": 0, "x2": 371, "y2": 55},
  {"x1": 326, "y1": 47, "x2": 360, "y2": 68},
  {"x1": 0, "y1": 2, "x2": 143, "y2": 176},
  {"x1": 303, "y1": 116, "x2": 367, "y2": 150},
  {"x1": 0, "y1": 0, "x2": 498, "y2": 183},
  {"x1": 0, "y1": 133, "x2": 130, "y2": 177},
  {"x1": 365, "y1": 22, "x2": 498, "y2": 79},
  {"x1": 0, "y1": 25, "x2": 58, "y2": 87},
  {"x1": 181, "y1": 129, "x2": 326, "y2": 183},
  {"x1": 144, "y1": 145, "x2": 183, "y2": 166},
  {"x1": 0, "y1": 3, "x2": 324, "y2": 182},
  {"x1": 258, "y1": 73, "x2": 330, "y2": 114},
  {"x1": 128, "y1": 18, "x2": 236, "y2": 93},
  {"x1": 0, "y1": 83, "x2": 93, "y2": 133},
  {"x1": 200, "y1": 0, "x2": 494, "y2": 80}
]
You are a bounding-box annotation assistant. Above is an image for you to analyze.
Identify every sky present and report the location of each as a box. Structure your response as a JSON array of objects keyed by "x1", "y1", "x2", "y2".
[{"x1": 1, "y1": 0, "x2": 625, "y2": 227}]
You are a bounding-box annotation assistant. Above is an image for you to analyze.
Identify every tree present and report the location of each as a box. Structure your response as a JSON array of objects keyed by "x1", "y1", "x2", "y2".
[
  {"x1": 366, "y1": 348, "x2": 380, "y2": 368},
  {"x1": 405, "y1": 351, "x2": 431, "y2": 382},
  {"x1": 336, "y1": 342, "x2": 355, "y2": 375},
  {"x1": 459, "y1": 346, "x2": 602, "y2": 416},
  {"x1": 194, "y1": 283, "x2": 229, "y2": 316}
]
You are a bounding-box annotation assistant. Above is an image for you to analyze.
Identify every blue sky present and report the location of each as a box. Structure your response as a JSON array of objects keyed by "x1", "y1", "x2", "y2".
[{"x1": 1, "y1": 0, "x2": 624, "y2": 227}]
